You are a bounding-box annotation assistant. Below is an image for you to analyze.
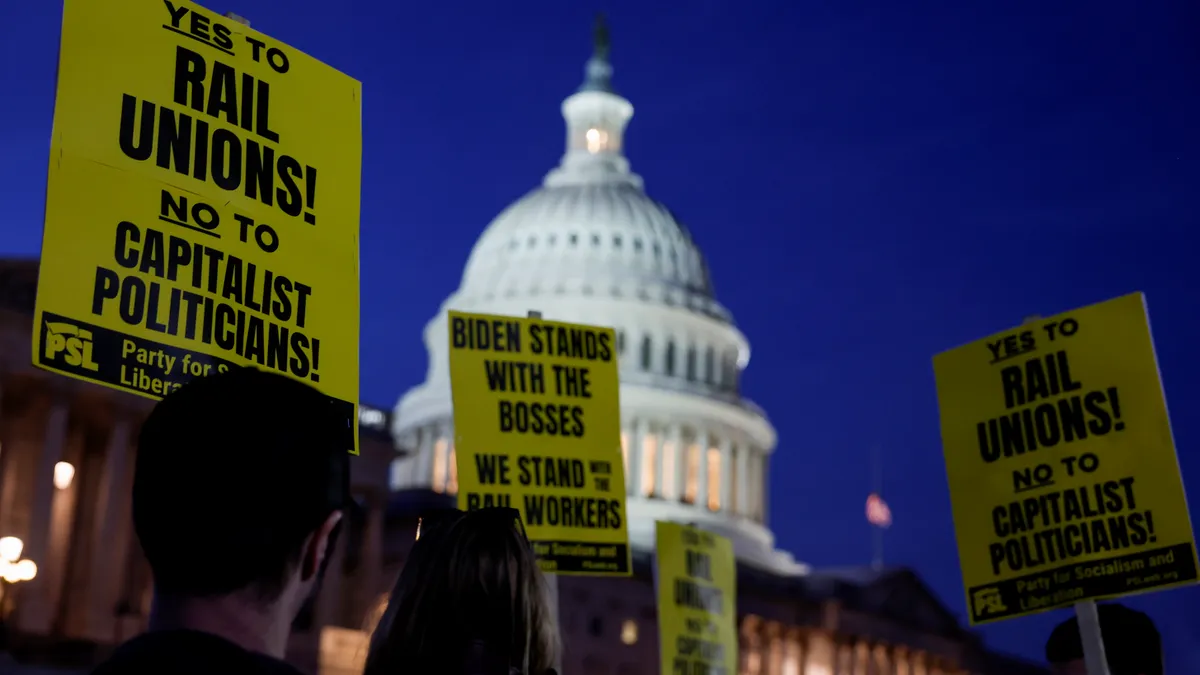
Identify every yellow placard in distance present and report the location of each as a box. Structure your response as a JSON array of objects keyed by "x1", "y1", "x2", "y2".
[
  {"x1": 34, "y1": 0, "x2": 362, "y2": 453},
  {"x1": 448, "y1": 310, "x2": 631, "y2": 576},
  {"x1": 933, "y1": 293, "x2": 1197, "y2": 624},
  {"x1": 655, "y1": 522, "x2": 738, "y2": 675}
]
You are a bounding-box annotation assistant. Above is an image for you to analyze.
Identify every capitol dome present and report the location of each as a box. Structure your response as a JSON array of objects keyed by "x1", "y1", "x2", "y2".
[{"x1": 389, "y1": 18, "x2": 804, "y2": 575}]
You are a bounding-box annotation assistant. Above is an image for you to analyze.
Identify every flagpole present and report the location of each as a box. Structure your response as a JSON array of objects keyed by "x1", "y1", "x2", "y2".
[{"x1": 871, "y1": 445, "x2": 884, "y2": 570}]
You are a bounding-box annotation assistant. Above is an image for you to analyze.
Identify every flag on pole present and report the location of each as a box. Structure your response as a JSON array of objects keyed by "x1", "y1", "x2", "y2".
[{"x1": 866, "y1": 493, "x2": 892, "y2": 529}]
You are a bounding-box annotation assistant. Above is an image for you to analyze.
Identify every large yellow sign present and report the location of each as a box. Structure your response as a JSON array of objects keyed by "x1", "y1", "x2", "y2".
[
  {"x1": 448, "y1": 311, "x2": 631, "y2": 576},
  {"x1": 34, "y1": 0, "x2": 362, "y2": 453},
  {"x1": 656, "y1": 522, "x2": 738, "y2": 675},
  {"x1": 933, "y1": 293, "x2": 1197, "y2": 624}
]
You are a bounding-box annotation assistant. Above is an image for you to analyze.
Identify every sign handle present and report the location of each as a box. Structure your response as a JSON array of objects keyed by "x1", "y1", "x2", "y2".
[
  {"x1": 526, "y1": 309, "x2": 563, "y2": 674},
  {"x1": 1021, "y1": 315, "x2": 1111, "y2": 675},
  {"x1": 1074, "y1": 600, "x2": 1111, "y2": 675}
]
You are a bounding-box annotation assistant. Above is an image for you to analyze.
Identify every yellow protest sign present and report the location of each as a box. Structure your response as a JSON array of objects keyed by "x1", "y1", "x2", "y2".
[
  {"x1": 448, "y1": 311, "x2": 631, "y2": 576},
  {"x1": 933, "y1": 293, "x2": 1197, "y2": 624},
  {"x1": 34, "y1": 0, "x2": 362, "y2": 453},
  {"x1": 655, "y1": 522, "x2": 738, "y2": 675}
]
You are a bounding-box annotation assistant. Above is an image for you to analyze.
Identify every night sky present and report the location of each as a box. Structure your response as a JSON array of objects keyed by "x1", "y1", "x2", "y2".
[{"x1": 2, "y1": 0, "x2": 1197, "y2": 667}]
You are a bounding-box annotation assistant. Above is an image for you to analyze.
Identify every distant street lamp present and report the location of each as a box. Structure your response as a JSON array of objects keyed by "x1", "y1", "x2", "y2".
[
  {"x1": 0, "y1": 537, "x2": 22, "y2": 564},
  {"x1": 53, "y1": 461, "x2": 75, "y2": 490},
  {"x1": 0, "y1": 536, "x2": 38, "y2": 621}
]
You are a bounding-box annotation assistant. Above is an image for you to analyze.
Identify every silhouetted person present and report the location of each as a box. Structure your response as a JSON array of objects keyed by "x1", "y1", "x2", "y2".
[
  {"x1": 92, "y1": 367, "x2": 350, "y2": 675},
  {"x1": 1045, "y1": 603, "x2": 1162, "y2": 675},
  {"x1": 364, "y1": 507, "x2": 559, "y2": 675}
]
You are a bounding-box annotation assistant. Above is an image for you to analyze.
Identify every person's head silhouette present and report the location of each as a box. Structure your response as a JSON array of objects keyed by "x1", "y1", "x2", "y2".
[
  {"x1": 131, "y1": 366, "x2": 350, "y2": 658},
  {"x1": 365, "y1": 507, "x2": 559, "y2": 675},
  {"x1": 1045, "y1": 603, "x2": 1162, "y2": 675}
]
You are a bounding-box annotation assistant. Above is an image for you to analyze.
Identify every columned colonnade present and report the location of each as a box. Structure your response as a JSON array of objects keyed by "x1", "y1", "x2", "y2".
[
  {"x1": 0, "y1": 368, "x2": 393, "y2": 648},
  {"x1": 393, "y1": 419, "x2": 769, "y2": 523},
  {"x1": 739, "y1": 616, "x2": 971, "y2": 675},
  {"x1": 0, "y1": 372, "x2": 147, "y2": 643}
]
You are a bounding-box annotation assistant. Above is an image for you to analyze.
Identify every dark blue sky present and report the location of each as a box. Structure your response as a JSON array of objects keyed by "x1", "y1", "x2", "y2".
[{"x1": 3, "y1": 0, "x2": 1197, "y2": 667}]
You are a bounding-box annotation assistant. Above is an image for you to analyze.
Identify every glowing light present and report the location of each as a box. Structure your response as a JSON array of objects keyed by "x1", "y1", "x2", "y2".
[
  {"x1": 14, "y1": 559, "x2": 36, "y2": 582},
  {"x1": 585, "y1": 127, "x2": 608, "y2": 153},
  {"x1": 53, "y1": 461, "x2": 76, "y2": 490},
  {"x1": 620, "y1": 619, "x2": 638, "y2": 645},
  {"x1": 359, "y1": 407, "x2": 385, "y2": 427},
  {"x1": 0, "y1": 558, "x2": 36, "y2": 583},
  {"x1": 0, "y1": 537, "x2": 23, "y2": 563}
]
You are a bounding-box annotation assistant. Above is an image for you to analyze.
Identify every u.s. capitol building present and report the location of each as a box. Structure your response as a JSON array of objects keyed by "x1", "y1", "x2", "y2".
[{"x1": 384, "y1": 19, "x2": 1046, "y2": 675}]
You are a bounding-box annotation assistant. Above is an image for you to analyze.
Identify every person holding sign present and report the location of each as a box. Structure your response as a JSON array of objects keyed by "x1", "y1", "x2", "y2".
[
  {"x1": 365, "y1": 507, "x2": 560, "y2": 675},
  {"x1": 1045, "y1": 603, "x2": 1162, "y2": 675}
]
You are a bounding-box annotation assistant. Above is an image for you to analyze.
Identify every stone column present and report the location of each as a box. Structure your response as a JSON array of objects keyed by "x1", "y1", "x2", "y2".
[
  {"x1": 765, "y1": 621, "x2": 783, "y2": 675},
  {"x1": 717, "y1": 438, "x2": 732, "y2": 514},
  {"x1": 760, "y1": 454, "x2": 770, "y2": 525},
  {"x1": 855, "y1": 640, "x2": 871, "y2": 675},
  {"x1": 873, "y1": 644, "x2": 891, "y2": 675},
  {"x1": 356, "y1": 496, "x2": 384, "y2": 619},
  {"x1": 668, "y1": 425, "x2": 685, "y2": 501},
  {"x1": 893, "y1": 646, "x2": 910, "y2": 675},
  {"x1": 837, "y1": 641, "x2": 855, "y2": 675},
  {"x1": 38, "y1": 425, "x2": 86, "y2": 638},
  {"x1": 652, "y1": 425, "x2": 666, "y2": 498},
  {"x1": 627, "y1": 419, "x2": 645, "y2": 497},
  {"x1": 414, "y1": 425, "x2": 435, "y2": 486},
  {"x1": 695, "y1": 429, "x2": 710, "y2": 510},
  {"x1": 910, "y1": 650, "x2": 928, "y2": 675},
  {"x1": 735, "y1": 445, "x2": 751, "y2": 516},
  {"x1": 85, "y1": 420, "x2": 134, "y2": 642},
  {"x1": 15, "y1": 400, "x2": 69, "y2": 634}
]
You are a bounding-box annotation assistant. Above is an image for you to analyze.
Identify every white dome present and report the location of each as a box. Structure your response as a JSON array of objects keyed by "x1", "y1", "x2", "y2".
[
  {"x1": 458, "y1": 183, "x2": 730, "y2": 323},
  {"x1": 388, "y1": 26, "x2": 804, "y2": 576}
]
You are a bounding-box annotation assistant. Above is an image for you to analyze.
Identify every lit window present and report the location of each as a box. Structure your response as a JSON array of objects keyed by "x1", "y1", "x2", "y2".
[
  {"x1": 620, "y1": 432, "x2": 630, "y2": 474},
  {"x1": 706, "y1": 447, "x2": 721, "y2": 511},
  {"x1": 620, "y1": 619, "x2": 638, "y2": 645},
  {"x1": 730, "y1": 447, "x2": 740, "y2": 514},
  {"x1": 432, "y1": 439, "x2": 448, "y2": 492},
  {"x1": 585, "y1": 127, "x2": 609, "y2": 153},
  {"x1": 447, "y1": 446, "x2": 458, "y2": 494},
  {"x1": 640, "y1": 434, "x2": 658, "y2": 497}
]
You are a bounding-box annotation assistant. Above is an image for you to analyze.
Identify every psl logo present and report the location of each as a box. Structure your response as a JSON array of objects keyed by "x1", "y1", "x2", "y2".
[
  {"x1": 971, "y1": 587, "x2": 1008, "y2": 618},
  {"x1": 43, "y1": 321, "x2": 100, "y2": 372}
]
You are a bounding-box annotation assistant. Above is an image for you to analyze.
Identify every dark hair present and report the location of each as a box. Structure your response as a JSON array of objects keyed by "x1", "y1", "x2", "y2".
[
  {"x1": 365, "y1": 508, "x2": 559, "y2": 675},
  {"x1": 133, "y1": 366, "x2": 350, "y2": 600},
  {"x1": 1045, "y1": 603, "x2": 1162, "y2": 675}
]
